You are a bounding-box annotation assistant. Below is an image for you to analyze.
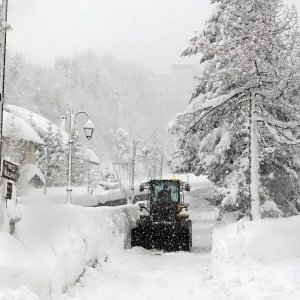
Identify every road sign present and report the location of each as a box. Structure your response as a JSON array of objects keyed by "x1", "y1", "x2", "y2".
[{"x1": 1, "y1": 159, "x2": 19, "y2": 182}]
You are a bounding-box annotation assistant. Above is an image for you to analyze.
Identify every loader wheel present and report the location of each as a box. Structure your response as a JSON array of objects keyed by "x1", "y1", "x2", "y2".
[
  {"x1": 131, "y1": 223, "x2": 153, "y2": 250},
  {"x1": 179, "y1": 220, "x2": 192, "y2": 252},
  {"x1": 131, "y1": 227, "x2": 141, "y2": 248},
  {"x1": 131, "y1": 227, "x2": 147, "y2": 248}
]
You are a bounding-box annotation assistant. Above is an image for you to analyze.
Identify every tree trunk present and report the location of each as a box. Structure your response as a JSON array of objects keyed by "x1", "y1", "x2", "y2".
[{"x1": 249, "y1": 95, "x2": 261, "y2": 220}]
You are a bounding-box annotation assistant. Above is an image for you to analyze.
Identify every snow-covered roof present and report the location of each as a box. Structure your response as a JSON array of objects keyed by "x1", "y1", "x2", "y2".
[
  {"x1": 3, "y1": 110, "x2": 43, "y2": 144},
  {"x1": 6, "y1": 104, "x2": 69, "y2": 144},
  {"x1": 6, "y1": 104, "x2": 100, "y2": 164},
  {"x1": 84, "y1": 147, "x2": 100, "y2": 164},
  {"x1": 18, "y1": 164, "x2": 46, "y2": 185}
]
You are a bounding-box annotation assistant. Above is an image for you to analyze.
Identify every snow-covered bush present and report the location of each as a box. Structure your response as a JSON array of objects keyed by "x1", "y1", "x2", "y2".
[{"x1": 260, "y1": 200, "x2": 283, "y2": 219}]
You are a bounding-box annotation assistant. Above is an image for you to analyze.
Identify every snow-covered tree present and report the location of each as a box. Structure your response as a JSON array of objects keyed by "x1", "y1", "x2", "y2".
[
  {"x1": 140, "y1": 131, "x2": 163, "y2": 180},
  {"x1": 101, "y1": 167, "x2": 117, "y2": 182},
  {"x1": 36, "y1": 124, "x2": 67, "y2": 186},
  {"x1": 113, "y1": 128, "x2": 132, "y2": 163},
  {"x1": 71, "y1": 129, "x2": 88, "y2": 185},
  {"x1": 170, "y1": 0, "x2": 300, "y2": 219},
  {"x1": 3, "y1": 113, "x2": 24, "y2": 164}
]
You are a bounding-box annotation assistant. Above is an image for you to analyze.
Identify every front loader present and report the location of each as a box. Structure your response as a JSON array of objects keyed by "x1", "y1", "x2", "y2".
[{"x1": 131, "y1": 179, "x2": 192, "y2": 252}]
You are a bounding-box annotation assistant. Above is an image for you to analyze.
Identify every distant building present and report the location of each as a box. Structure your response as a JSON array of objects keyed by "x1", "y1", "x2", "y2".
[
  {"x1": 4, "y1": 104, "x2": 101, "y2": 189},
  {"x1": 2, "y1": 109, "x2": 44, "y2": 164},
  {"x1": 18, "y1": 164, "x2": 45, "y2": 191}
]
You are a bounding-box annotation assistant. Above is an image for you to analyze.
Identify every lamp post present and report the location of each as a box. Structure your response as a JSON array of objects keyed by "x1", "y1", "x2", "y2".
[
  {"x1": 37, "y1": 145, "x2": 48, "y2": 195},
  {"x1": 66, "y1": 110, "x2": 95, "y2": 204},
  {"x1": 87, "y1": 160, "x2": 91, "y2": 194}
]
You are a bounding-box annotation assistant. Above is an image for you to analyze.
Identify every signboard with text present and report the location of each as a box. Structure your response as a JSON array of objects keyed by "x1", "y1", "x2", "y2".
[{"x1": 1, "y1": 159, "x2": 20, "y2": 182}]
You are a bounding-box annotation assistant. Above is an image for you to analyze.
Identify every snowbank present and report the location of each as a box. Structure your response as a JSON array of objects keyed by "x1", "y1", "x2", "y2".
[
  {"x1": 18, "y1": 186, "x2": 125, "y2": 207},
  {"x1": 212, "y1": 216, "x2": 300, "y2": 299},
  {"x1": 0, "y1": 203, "x2": 139, "y2": 299},
  {"x1": 0, "y1": 287, "x2": 38, "y2": 300}
]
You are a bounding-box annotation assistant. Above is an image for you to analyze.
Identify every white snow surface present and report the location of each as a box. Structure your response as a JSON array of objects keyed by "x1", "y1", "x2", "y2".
[
  {"x1": 0, "y1": 201, "x2": 138, "y2": 299},
  {"x1": 0, "y1": 175, "x2": 300, "y2": 299},
  {"x1": 0, "y1": 287, "x2": 38, "y2": 300},
  {"x1": 212, "y1": 217, "x2": 300, "y2": 299},
  {"x1": 59, "y1": 175, "x2": 220, "y2": 300},
  {"x1": 18, "y1": 186, "x2": 125, "y2": 207}
]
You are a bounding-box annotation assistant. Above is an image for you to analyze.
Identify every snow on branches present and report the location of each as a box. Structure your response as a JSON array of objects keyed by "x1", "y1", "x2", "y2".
[{"x1": 170, "y1": 0, "x2": 300, "y2": 219}]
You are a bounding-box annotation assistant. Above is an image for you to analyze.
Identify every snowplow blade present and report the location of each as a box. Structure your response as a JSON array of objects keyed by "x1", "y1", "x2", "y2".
[{"x1": 131, "y1": 222, "x2": 191, "y2": 252}]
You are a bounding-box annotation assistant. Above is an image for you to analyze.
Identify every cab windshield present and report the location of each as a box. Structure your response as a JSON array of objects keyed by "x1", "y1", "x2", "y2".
[{"x1": 150, "y1": 181, "x2": 179, "y2": 203}]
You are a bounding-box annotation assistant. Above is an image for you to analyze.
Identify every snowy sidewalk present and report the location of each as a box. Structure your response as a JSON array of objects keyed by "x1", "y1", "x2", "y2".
[{"x1": 59, "y1": 249, "x2": 221, "y2": 300}]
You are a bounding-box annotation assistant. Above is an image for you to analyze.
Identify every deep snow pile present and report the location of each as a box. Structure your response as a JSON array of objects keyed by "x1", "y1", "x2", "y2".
[
  {"x1": 18, "y1": 186, "x2": 125, "y2": 207},
  {"x1": 0, "y1": 203, "x2": 138, "y2": 299},
  {"x1": 212, "y1": 216, "x2": 300, "y2": 299},
  {"x1": 0, "y1": 287, "x2": 38, "y2": 300},
  {"x1": 18, "y1": 184, "x2": 147, "y2": 207}
]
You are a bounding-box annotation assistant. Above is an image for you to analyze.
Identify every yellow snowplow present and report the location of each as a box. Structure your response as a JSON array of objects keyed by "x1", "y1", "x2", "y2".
[{"x1": 131, "y1": 179, "x2": 192, "y2": 252}]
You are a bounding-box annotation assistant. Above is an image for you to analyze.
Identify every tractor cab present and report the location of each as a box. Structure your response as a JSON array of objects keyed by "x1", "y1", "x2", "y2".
[
  {"x1": 139, "y1": 179, "x2": 190, "y2": 220},
  {"x1": 149, "y1": 180, "x2": 181, "y2": 204}
]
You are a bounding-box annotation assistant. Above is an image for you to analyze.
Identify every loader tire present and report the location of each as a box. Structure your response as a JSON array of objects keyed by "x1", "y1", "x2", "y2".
[
  {"x1": 179, "y1": 220, "x2": 192, "y2": 252},
  {"x1": 131, "y1": 227, "x2": 141, "y2": 248}
]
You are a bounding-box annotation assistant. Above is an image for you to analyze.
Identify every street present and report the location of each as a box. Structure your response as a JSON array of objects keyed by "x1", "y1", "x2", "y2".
[{"x1": 59, "y1": 183, "x2": 223, "y2": 300}]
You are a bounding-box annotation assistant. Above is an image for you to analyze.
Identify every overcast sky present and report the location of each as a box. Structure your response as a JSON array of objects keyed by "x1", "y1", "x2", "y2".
[{"x1": 6, "y1": 0, "x2": 300, "y2": 73}]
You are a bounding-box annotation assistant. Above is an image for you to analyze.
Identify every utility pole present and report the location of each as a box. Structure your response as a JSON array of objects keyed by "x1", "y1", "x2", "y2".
[
  {"x1": 129, "y1": 140, "x2": 138, "y2": 205},
  {"x1": 0, "y1": 0, "x2": 9, "y2": 170},
  {"x1": 153, "y1": 148, "x2": 157, "y2": 180},
  {"x1": 0, "y1": 0, "x2": 9, "y2": 230},
  {"x1": 160, "y1": 152, "x2": 163, "y2": 179}
]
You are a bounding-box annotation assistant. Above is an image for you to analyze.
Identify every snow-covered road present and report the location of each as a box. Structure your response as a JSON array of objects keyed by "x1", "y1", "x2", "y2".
[{"x1": 59, "y1": 180, "x2": 225, "y2": 300}]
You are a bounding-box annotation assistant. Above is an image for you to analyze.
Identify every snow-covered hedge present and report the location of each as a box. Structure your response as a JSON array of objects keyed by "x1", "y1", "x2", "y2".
[{"x1": 0, "y1": 203, "x2": 139, "y2": 299}]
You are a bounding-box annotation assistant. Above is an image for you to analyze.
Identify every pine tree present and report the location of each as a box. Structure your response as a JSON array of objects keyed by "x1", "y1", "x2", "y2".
[
  {"x1": 3, "y1": 112, "x2": 24, "y2": 164},
  {"x1": 36, "y1": 124, "x2": 67, "y2": 186},
  {"x1": 71, "y1": 129, "x2": 88, "y2": 186},
  {"x1": 170, "y1": 0, "x2": 300, "y2": 219},
  {"x1": 113, "y1": 128, "x2": 132, "y2": 163}
]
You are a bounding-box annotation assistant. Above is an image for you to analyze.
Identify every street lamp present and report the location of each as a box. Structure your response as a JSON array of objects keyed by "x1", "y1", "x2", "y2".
[
  {"x1": 66, "y1": 110, "x2": 95, "y2": 204},
  {"x1": 83, "y1": 119, "x2": 95, "y2": 140}
]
